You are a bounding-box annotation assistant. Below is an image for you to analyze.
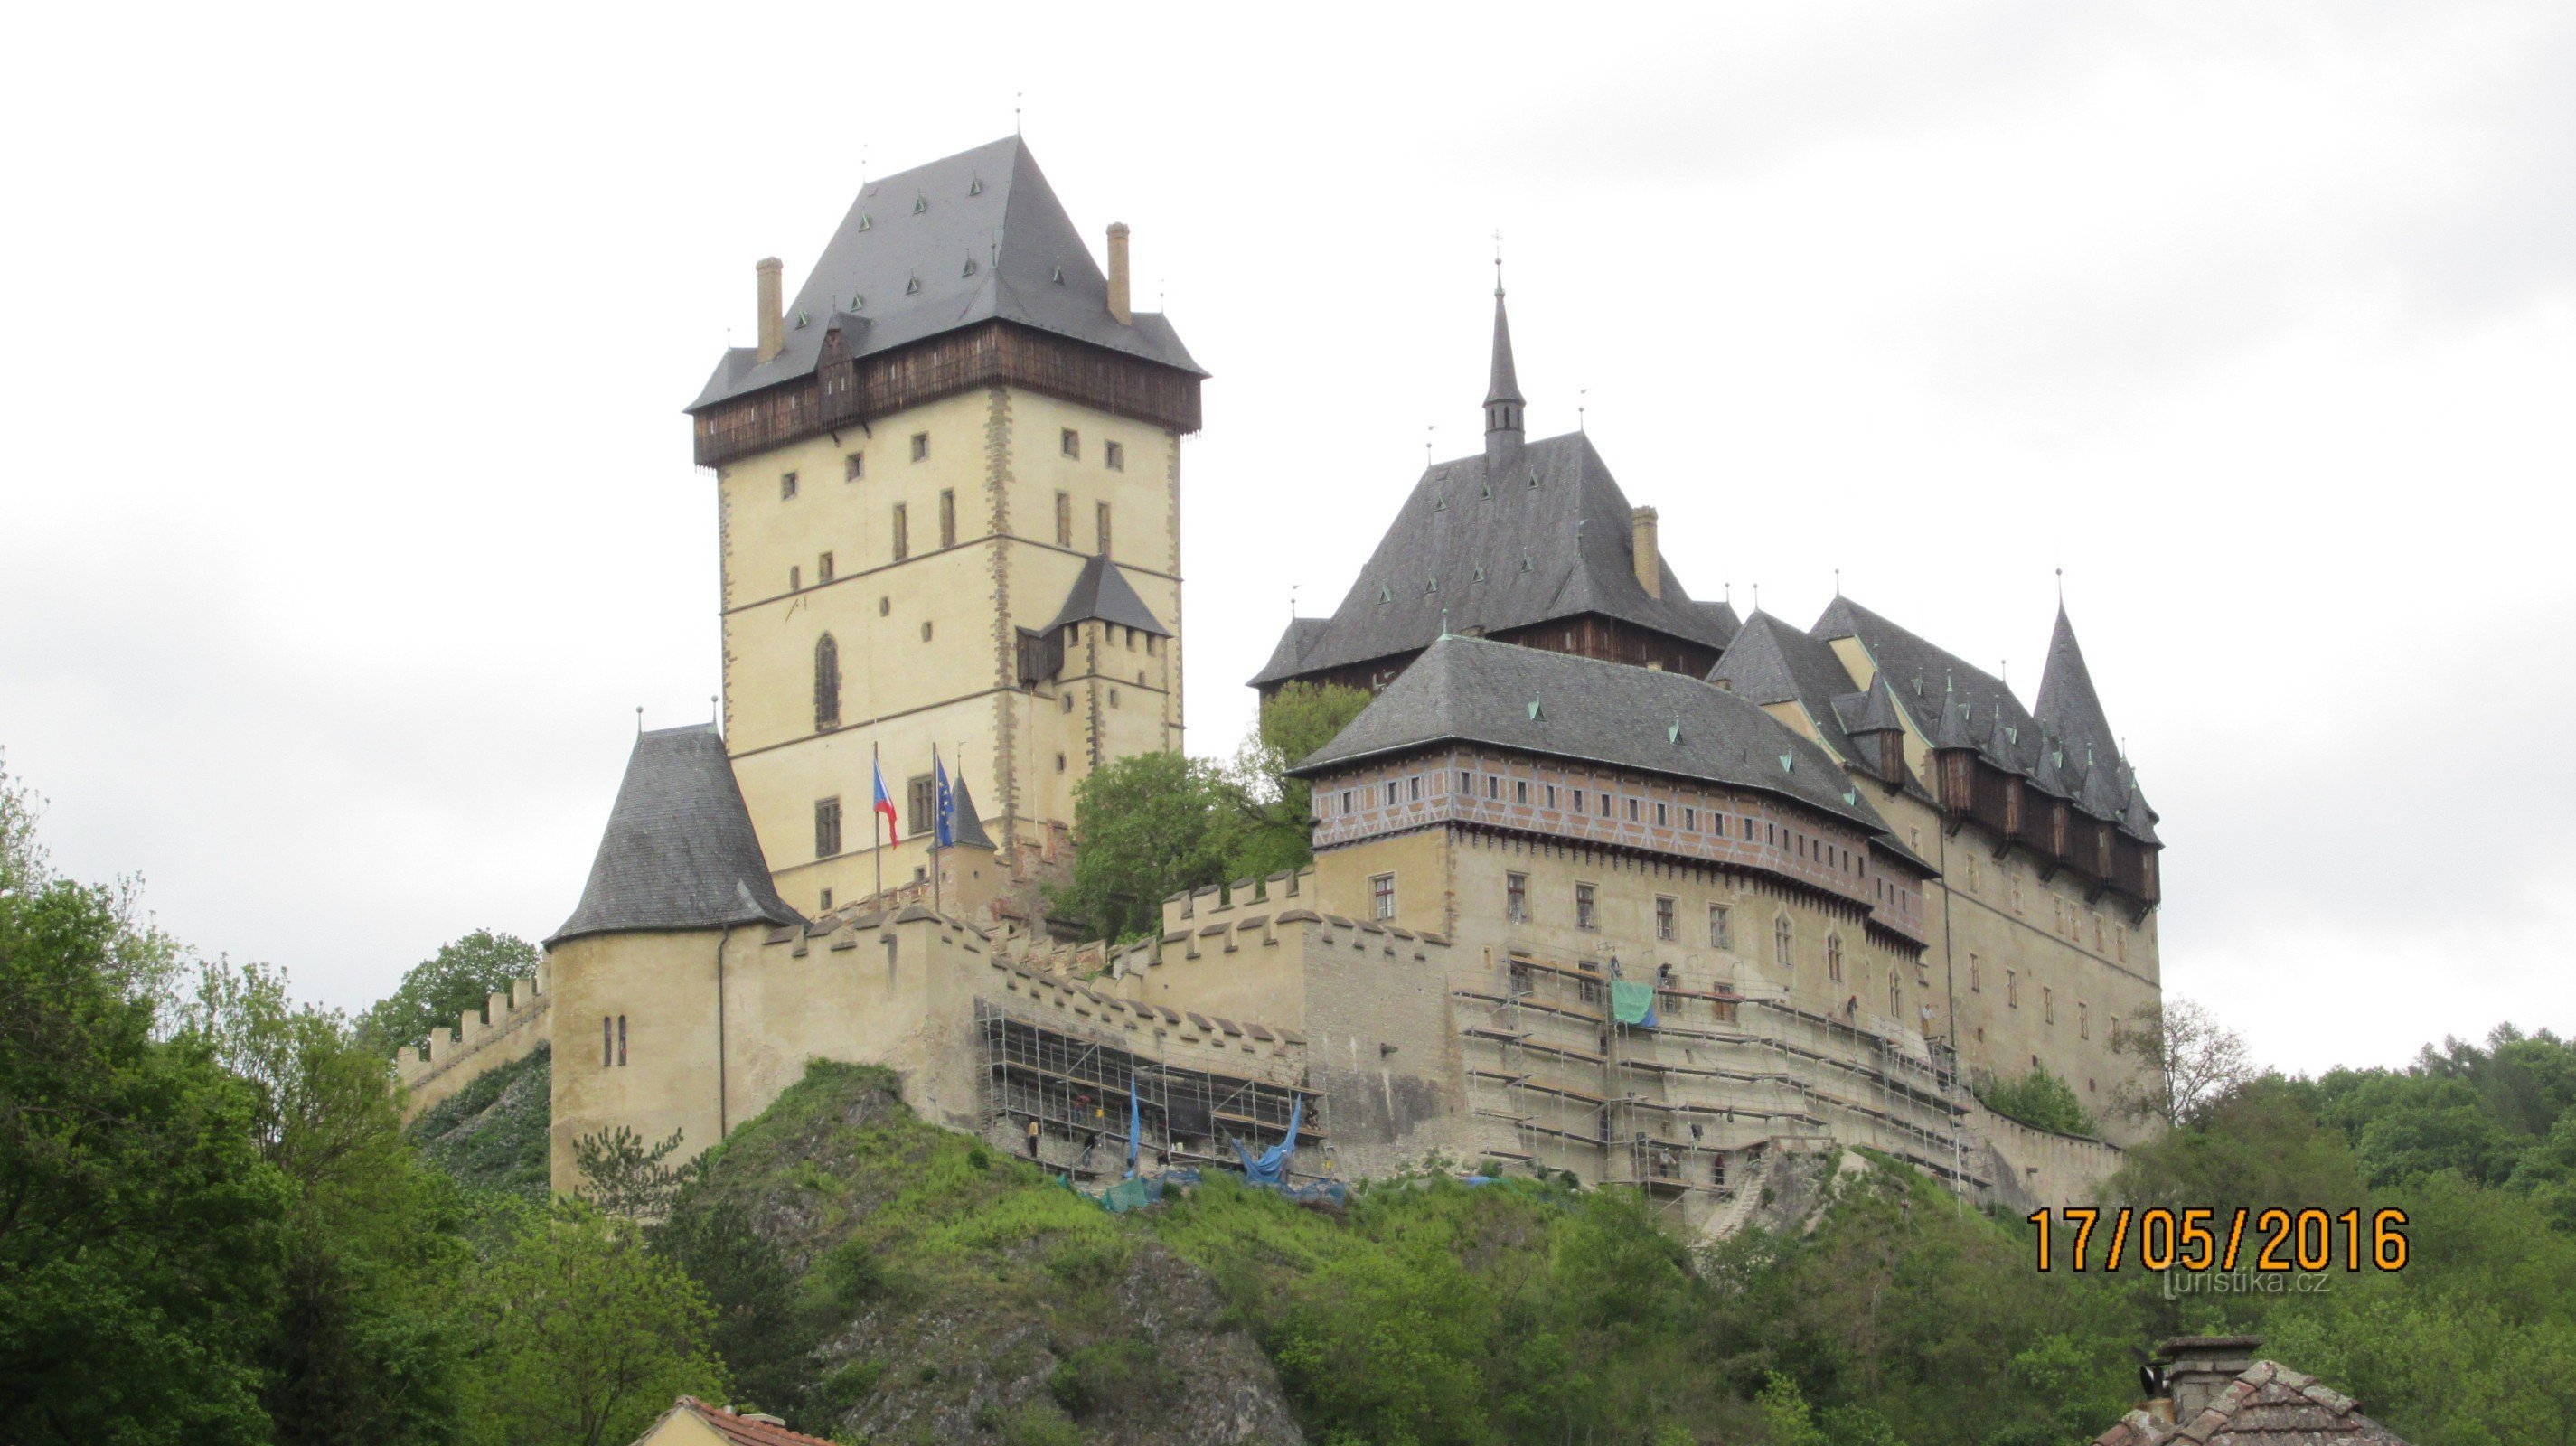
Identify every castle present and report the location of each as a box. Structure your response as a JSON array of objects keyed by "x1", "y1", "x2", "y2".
[{"x1": 397, "y1": 137, "x2": 2164, "y2": 1229}]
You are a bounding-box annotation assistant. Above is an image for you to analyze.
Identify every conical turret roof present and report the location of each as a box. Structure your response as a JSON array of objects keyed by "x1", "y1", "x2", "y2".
[{"x1": 550, "y1": 725, "x2": 804, "y2": 946}]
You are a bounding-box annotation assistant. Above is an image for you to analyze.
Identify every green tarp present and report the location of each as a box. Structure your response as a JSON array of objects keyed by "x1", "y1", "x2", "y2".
[{"x1": 1610, "y1": 980, "x2": 1659, "y2": 1028}]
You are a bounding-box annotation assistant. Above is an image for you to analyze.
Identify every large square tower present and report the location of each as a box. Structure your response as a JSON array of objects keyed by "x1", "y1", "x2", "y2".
[{"x1": 684, "y1": 138, "x2": 1204, "y2": 916}]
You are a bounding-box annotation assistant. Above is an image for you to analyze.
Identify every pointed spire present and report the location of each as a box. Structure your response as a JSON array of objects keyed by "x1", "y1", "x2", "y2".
[
  {"x1": 1483, "y1": 262, "x2": 1526, "y2": 469},
  {"x1": 2035, "y1": 603, "x2": 2117, "y2": 765}
]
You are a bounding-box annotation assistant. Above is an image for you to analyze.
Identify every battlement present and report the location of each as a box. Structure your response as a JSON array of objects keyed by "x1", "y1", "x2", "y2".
[{"x1": 395, "y1": 962, "x2": 551, "y2": 1120}]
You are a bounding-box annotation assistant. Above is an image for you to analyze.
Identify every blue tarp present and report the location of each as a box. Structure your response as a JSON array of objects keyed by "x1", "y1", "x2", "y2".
[
  {"x1": 1232, "y1": 1097, "x2": 1303, "y2": 1186},
  {"x1": 1125, "y1": 1071, "x2": 1142, "y2": 1178}
]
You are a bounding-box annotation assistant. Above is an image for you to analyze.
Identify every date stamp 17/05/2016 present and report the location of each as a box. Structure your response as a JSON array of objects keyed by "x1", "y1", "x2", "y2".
[{"x1": 2026, "y1": 1207, "x2": 2409, "y2": 1274}]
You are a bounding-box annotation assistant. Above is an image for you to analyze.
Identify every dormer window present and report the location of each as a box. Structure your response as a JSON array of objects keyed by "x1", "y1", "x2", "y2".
[
  {"x1": 858, "y1": 214, "x2": 872, "y2": 231},
  {"x1": 968, "y1": 175, "x2": 984, "y2": 196},
  {"x1": 913, "y1": 194, "x2": 927, "y2": 214},
  {"x1": 904, "y1": 275, "x2": 920, "y2": 295},
  {"x1": 962, "y1": 258, "x2": 978, "y2": 277},
  {"x1": 1051, "y1": 265, "x2": 1065, "y2": 284}
]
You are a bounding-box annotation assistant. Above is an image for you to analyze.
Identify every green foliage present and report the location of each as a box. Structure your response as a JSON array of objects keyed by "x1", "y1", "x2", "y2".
[
  {"x1": 573, "y1": 1124, "x2": 697, "y2": 1219},
  {"x1": 0, "y1": 880, "x2": 289, "y2": 1446},
  {"x1": 456, "y1": 1202, "x2": 726, "y2": 1446},
  {"x1": 356, "y1": 929, "x2": 540, "y2": 1059},
  {"x1": 1976, "y1": 1066, "x2": 2099, "y2": 1137},
  {"x1": 1227, "y1": 681, "x2": 1374, "y2": 880},
  {"x1": 1048, "y1": 750, "x2": 1250, "y2": 942},
  {"x1": 406, "y1": 1041, "x2": 552, "y2": 1201}
]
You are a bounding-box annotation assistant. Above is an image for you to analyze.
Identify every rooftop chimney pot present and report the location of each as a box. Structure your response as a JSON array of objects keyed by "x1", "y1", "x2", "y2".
[
  {"x1": 2159, "y1": 1336, "x2": 2262, "y2": 1422},
  {"x1": 755, "y1": 257, "x2": 785, "y2": 362},
  {"x1": 1105, "y1": 223, "x2": 1133, "y2": 325}
]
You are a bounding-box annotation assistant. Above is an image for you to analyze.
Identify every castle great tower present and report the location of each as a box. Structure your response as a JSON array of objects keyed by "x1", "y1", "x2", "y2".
[{"x1": 683, "y1": 138, "x2": 1205, "y2": 916}]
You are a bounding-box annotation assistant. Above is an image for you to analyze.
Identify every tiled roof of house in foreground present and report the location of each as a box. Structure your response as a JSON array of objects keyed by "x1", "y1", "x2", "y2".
[{"x1": 2095, "y1": 1358, "x2": 2411, "y2": 1445}]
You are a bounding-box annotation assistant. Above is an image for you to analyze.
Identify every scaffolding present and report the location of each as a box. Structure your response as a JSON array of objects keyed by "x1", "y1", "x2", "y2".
[
  {"x1": 1458, "y1": 944, "x2": 1985, "y2": 1225},
  {"x1": 976, "y1": 1000, "x2": 1319, "y2": 1178}
]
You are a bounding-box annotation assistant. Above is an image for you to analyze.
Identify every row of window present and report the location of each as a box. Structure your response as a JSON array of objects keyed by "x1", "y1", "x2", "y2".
[
  {"x1": 1326, "y1": 769, "x2": 1869, "y2": 880},
  {"x1": 779, "y1": 428, "x2": 1126, "y2": 506},
  {"x1": 1956, "y1": 852, "x2": 2132, "y2": 961},
  {"x1": 780, "y1": 493, "x2": 1114, "y2": 589},
  {"x1": 1964, "y1": 955, "x2": 2113, "y2": 1038}
]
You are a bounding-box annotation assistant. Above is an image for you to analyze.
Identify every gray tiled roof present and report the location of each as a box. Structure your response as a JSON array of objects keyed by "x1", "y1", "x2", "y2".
[
  {"x1": 2036, "y1": 605, "x2": 2119, "y2": 774},
  {"x1": 948, "y1": 771, "x2": 996, "y2": 850},
  {"x1": 1290, "y1": 634, "x2": 1890, "y2": 834},
  {"x1": 1255, "y1": 617, "x2": 1330, "y2": 686},
  {"x1": 1707, "y1": 610, "x2": 1867, "y2": 765},
  {"x1": 1045, "y1": 551, "x2": 1170, "y2": 637},
  {"x1": 687, "y1": 137, "x2": 1202, "y2": 414},
  {"x1": 550, "y1": 725, "x2": 804, "y2": 946},
  {"x1": 2092, "y1": 1359, "x2": 2410, "y2": 1445},
  {"x1": 1248, "y1": 431, "x2": 1736, "y2": 686},
  {"x1": 1814, "y1": 595, "x2": 2156, "y2": 844}
]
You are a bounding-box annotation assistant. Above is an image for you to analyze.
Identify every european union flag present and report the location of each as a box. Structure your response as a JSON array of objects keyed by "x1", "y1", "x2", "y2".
[{"x1": 934, "y1": 752, "x2": 954, "y2": 848}]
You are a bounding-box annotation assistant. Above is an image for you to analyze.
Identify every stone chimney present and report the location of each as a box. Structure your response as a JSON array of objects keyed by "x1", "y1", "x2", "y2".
[
  {"x1": 1105, "y1": 223, "x2": 1133, "y2": 324},
  {"x1": 755, "y1": 257, "x2": 785, "y2": 362},
  {"x1": 2159, "y1": 1336, "x2": 2261, "y2": 1421},
  {"x1": 1631, "y1": 507, "x2": 1661, "y2": 599}
]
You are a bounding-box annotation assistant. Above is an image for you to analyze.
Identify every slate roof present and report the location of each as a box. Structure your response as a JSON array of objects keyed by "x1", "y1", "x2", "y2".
[
  {"x1": 949, "y1": 772, "x2": 996, "y2": 850},
  {"x1": 2093, "y1": 1360, "x2": 2411, "y2": 1446},
  {"x1": 1046, "y1": 551, "x2": 1170, "y2": 636},
  {"x1": 1290, "y1": 634, "x2": 1891, "y2": 835},
  {"x1": 686, "y1": 136, "x2": 1201, "y2": 415},
  {"x1": 1249, "y1": 430, "x2": 1737, "y2": 686},
  {"x1": 2036, "y1": 604, "x2": 2120, "y2": 775},
  {"x1": 1255, "y1": 617, "x2": 1331, "y2": 686},
  {"x1": 1707, "y1": 610, "x2": 1872, "y2": 766},
  {"x1": 1812, "y1": 594, "x2": 2157, "y2": 844},
  {"x1": 550, "y1": 725, "x2": 804, "y2": 946}
]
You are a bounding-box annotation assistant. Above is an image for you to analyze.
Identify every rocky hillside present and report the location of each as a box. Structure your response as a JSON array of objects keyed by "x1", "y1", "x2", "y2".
[{"x1": 405, "y1": 1040, "x2": 550, "y2": 1201}]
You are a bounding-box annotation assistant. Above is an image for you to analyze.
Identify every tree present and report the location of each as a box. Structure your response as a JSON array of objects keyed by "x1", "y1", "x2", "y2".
[
  {"x1": 1976, "y1": 1066, "x2": 2096, "y2": 1136},
  {"x1": 0, "y1": 746, "x2": 47, "y2": 897},
  {"x1": 2109, "y1": 999, "x2": 2252, "y2": 1129},
  {"x1": 1226, "y1": 682, "x2": 1373, "y2": 880},
  {"x1": 0, "y1": 881, "x2": 289, "y2": 1446},
  {"x1": 573, "y1": 1125, "x2": 697, "y2": 1221},
  {"x1": 359, "y1": 930, "x2": 541, "y2": 1059},
  {"x1": 1048, "y1": 751, "x2": 1250, "y2": 943},
  {"x1": 458, "y1": 1202, "x2": 727, "y2": 1446}
]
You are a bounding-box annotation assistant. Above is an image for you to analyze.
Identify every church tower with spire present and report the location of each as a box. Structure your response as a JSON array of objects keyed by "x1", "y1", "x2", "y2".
[{"x1": 1483, "y1": 278, "x2": 1526, "y2": 465}]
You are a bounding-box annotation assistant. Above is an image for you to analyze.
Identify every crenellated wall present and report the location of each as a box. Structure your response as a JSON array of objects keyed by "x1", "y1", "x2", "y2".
[{"x1": 394, "y1": 964, "x2": 551, "y2": 1120}]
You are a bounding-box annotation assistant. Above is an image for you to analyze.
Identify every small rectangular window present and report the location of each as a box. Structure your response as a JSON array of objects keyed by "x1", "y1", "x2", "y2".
[
  {"x1": 1458, "y1": 770, "x2": 1471, "y2": 793},
  {"x1": 780, "y1": 471, "x2": 798, "y2": 500},
  {"x1": 844, "y1": 451, "x2": 865, "y2": 481},
  {"x1": 1408, "y1": 775, "x2": 1421, "y2": 802},
  {"x1": 2007, "y1": 970, "x2": 2019, "y2": 1007},
  {"x1": 602, "y1": 1015, "x2": 613, "y2": 1067},
  {"x1": 616, "y1": 1014, "x2": 626, "y2": 1066},
  {"x1": 1970, "y1": 954, "x2": 1982, "y2": 992},
  {"x1": 1095, "y1": 502, "x2": 1112, "y2": 556},
  {"x1": 1656, "y1": 802, "x2": 1669, "y2": 827},
  {"x1": 1514, "y1": 779, "x2": 1528, "y2": 804},
  {"x1": 1627, "y1": 797, "x2": 1641, "y2": 822},
  {"x1": 814, "y1": 796, "x2": 842, "y2": 858},
  {"x1": 1342, "y1": 789, "x2": 1355, "y2": 813},
  {"x1": 891, "y1": 503, "x2": 909, "y2": 561},
  {"x1": 1575, "y1": 883, "x2": 1597, "y2": 931},
  {"x1": 907, "y1": 775, "x2": 935, "y2": 836},
  {"x1": 1104, "y1": 439, "x2": 1124, "y2": 470},
  {"x1": 1486, "y1": 775, "x2": 1500, "y2": 801},
  {"x1": 1655, "y1": 896, "x2": 1676, "y2": 941},
  {"x1": 1055, "y1": 492, "x2": 1073, "y2": 548},
  {"x1": 1506, "y1": 872, "x2": 1528, "y2": 924},
  {"x1": 1061, "y1": 427, "x2": 1081, "y2": 458},
  {"x1": 817, "y1": 551, "x2": 834, "y2": 583},
  {"x1": 1684, "y1": 806, "x2": 1696, "y2": 831},
  {"x1": 1572, "y1": 789, "x2": 1585, "y2": 814},
  {"x1": 2045, "y1": 987, "x2": 2055, "y2": 1025},
  {"x1": 2079, "y1": 1002, "x2": 2090, "y2": 1038},
  {"x1": 789, "y1": 565, "x2": 802, "y2": 592},
  {"x1": 1545, "y1": 784, "x2": 1557, "y2": 809},
  {"x1": 939, "y1": 489, "x2": 957, "y2": 548},
  {"x1": 1707, "y1": 904, "x2": 1732, "y2": 949},
  {"x1": 1386, "y1": 781, "x2": 1399, "y2": 806},
  {"x1": 910, "y1": 432, "x2": 929, "y2": 461},
  {"x1": 1371, "y1": 873, "x2": 1396, "y2": 920}
]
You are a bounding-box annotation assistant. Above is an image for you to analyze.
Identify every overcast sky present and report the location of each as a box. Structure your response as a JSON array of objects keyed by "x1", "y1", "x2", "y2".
[{"x1": 3, "y1": 3, "x2": 2568, "y2": 1075}]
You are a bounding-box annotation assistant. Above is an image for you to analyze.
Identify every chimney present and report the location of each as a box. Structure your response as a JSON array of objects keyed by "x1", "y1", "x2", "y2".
[
  {"x1": 1631, "y1": 507, "x2": 1662, "y2": 599},
  {"x1": 2159, "y1": 1336, "x2": 2261, "y2": 1422},
  {"x1": 755, "y1": 257, "x2": 785, "y2": 362},
  {"x1": 1105, "y1": 223, "x2": 1133, "y2": 325}
]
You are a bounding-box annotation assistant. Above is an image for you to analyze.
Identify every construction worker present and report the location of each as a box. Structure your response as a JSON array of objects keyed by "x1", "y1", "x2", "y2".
[{"x1": 1025, "y1": 1114, "x2": 1042, "y2": 1160}]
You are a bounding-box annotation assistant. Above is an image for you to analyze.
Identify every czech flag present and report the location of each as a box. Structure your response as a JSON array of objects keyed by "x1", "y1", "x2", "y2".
[{"x1": 871, "y1": 755, "x2": 899, "y2": 845}]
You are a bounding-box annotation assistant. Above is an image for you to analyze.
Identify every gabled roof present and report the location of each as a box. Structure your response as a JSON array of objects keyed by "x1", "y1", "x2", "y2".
[
  {"x1": 550, "y1": 726, "x2": 803, "y2": 946},
  {"x1": 1045, "y1": 552, "x2": 1170, "y2": 636},
  {"x1": 1290, "y1": 634, "x2": 1889, "y2": 834},
  {"x1": 1249, "y1": 431, "x2": 1735, "y2": 685},
  {"x1": 2093, "y1": 1360, "x2": 2410, "y2": 1445},
  {"x1": 1255, "y1": 617, "x2": 1332, "y2": 686},
  {"x1": 948, "y1": 772, "x2": 996, "y2": 850},
  {"x1": 687, "y1": 137, "x2": 1201, "y2": 414},
  {"x1": 1815, "y1": 594, "x2": 2157, "y2": 844},
  {"x1": 635, "y1": 1397, "x2": 841, "y2": 1446},
  {"x1": 1707, "y1": 610, "x2": 1868, "y2": 765}
]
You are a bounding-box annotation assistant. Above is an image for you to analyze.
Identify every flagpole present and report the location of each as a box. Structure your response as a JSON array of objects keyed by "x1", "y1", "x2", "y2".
[
  {"x1": 931, "y1": 744, "x2": 943, "y2": 918},
  {"x1": 871, "y1": 740, "x2": 883, "y2": 906}
]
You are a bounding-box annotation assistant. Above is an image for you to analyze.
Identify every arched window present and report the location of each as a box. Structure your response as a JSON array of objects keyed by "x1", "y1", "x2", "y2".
[
  {"x1": 1773, "y1": 915, "x2": 1792, "y2": 968},
  {"x1": 1827, "y1": 934, "x2": 1844, "y2": 983},
  {"x1": 813, "y1": 634, "x2": 841, "y2": 730}
]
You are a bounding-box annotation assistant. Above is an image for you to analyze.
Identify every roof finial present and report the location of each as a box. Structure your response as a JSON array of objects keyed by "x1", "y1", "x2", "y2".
[
  {"x1": 1290, "y1": 583, "x2": 1299, "y2": 620},
  {"x1": 710, "y1": 694, "x2": 719, "y2": 724},
  {"x1": 1578, "y1": 387, "x2": 1588, "y2": 433},
  {"x1": 2055, "y1": 566, "x2": 2064, "y2": 606},
  {"x1": 1014, "y1": 91, "x2": 1023, "y2": 135},
  {"x1": 1835, "y1": 568, "x2": 1842, "y2": 596},
  {"x1": 1753, "y1": 582, "x2": 1761, "y2": 613},
  {"x1": 635, "y1": 704, "x2": 644, "y2": 735},
  {"x1": 1425, "y1": 423, "x2": 1434, "y2": 470},
  {"x1": 1439, "y1": 607, "x2": 1453, "y2": 640}
]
